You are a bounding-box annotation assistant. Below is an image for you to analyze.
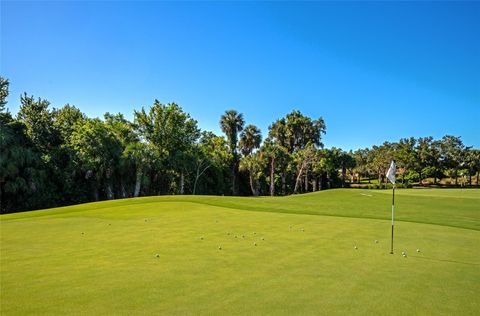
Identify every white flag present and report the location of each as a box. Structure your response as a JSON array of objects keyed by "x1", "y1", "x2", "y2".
[{"x1": 386, "y1": 160, "x2": 396, "y2": 184}]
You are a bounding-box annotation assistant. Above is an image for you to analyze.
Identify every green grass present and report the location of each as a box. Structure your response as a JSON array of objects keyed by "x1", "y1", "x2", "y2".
[{"x1": 1, "y1": 189, "x2": 479, "y2": 315}]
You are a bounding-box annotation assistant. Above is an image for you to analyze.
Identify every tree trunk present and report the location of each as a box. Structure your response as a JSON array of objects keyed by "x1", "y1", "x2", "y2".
[
  {"x1": 134, "y1": 168, "x2": 142, "y2": 197},
  {"x1": 270, "y1": 157, "x2": 275, "y2": 196},
  {"x1": 193, "y1": 172, "x2": 199, "y2": 195},
  {"x1": 294, "y1": 163, "x2": 306, "y2": 194},
  {"x1": 281, "y1": 172, "x2": 286, "y2": 195},
  {"x1": 93, "y1": 184, "x2": 99, "y2": 201},
  {"x1": 305, "y1": 168, "x2": 309, "y2": 192},
  {"x1": 312, "y1": 178, "x2": 317, "y2": 192},
  {"x1": 104, "y1": 168, "x2": 114, "y2": 200},
  {"x1": 106, "y1": 182, "x2": 114, "y2": 200},
  {"x1": 121, "y1": 179, "x2": 127, "y2": 198},
  {"x1": 232, "y1": 162, "x2": 237, "y2": 195},
  {"x1": 249, "y1": 172, "x2": 256, "y2": 196},
  {"x1": 193, "y1": 162, "x2": 210, "y2": 195},
  {"x1": 454, "y1": 169, "x2": 458, "y2": 186},
  {"x1": 180, "y1": 171, "x2": 185, "y2": 194}
]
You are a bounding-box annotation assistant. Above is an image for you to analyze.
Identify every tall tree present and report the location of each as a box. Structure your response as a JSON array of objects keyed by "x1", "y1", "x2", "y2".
[
  {"x1": 368, "y1": 142, "x2": 394, "y2": 187},
  {"x1": 395, "y1": 137, "x2": 418, "y2": 184},
  {"x1": 239, "y1": 124, "x2": 262, "y2": 156},
  {"x1": 261, "y1": 141, "x2": 288, "y2": 196},
  {"x1": 440, "y1": 135, "x2": 465, "y2": 186},
  {"x1": 17, "y1": 93, "x2": 60, "y2": 155},
  {"x1": 331, "y1": 148, "x2": 356, "y2": 187},
  {"x1": 69, "y1": 119, "x2": 122, "y2": 200},
  {"x1": 135, "y1": 101, "x2": 200, "y2": 194},
  {"x1": 1, "y1": 82, "x2": 49, "y2": 212},
  {"x1": 220, "y1": 110, "x2": 244, "y2": 195},
  {"x1": 239, "y1": 152, "x2": 264, "y2": 196},
  {"x1": 284, "y1": 110, "x2": 326, "y2": 153},
  {"x1": 194, "y1": 131, "x2": 232, "y2": 195},
  {"x1": 416, "y1": 137, "x2": 442, "y2": 183},
  {"x1": 293, "y1": 143, "x2": 316, "y2": 194}
]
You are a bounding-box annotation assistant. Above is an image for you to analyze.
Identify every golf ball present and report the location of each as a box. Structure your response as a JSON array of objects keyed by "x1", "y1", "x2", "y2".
[
  {"x1": 218, "y1": 246, "x2": 222, "y2": 250},
  {"x1": 417, "y1": 249, "x2": 420, "y2": 253},
  {"x1": 375, "y1": 240, "x2": 378, "y2": 244},
  {"x1": 155, "y1": 254, "x2": 160, "y2": 258},
  {"x1": 354, "y1": 246, "x2": 358, "y2": 249}
]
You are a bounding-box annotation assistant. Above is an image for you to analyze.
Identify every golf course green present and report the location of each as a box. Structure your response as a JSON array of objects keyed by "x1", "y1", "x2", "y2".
[{"x1": 1, "y1": 188, "x2": 479, "y2": 315}]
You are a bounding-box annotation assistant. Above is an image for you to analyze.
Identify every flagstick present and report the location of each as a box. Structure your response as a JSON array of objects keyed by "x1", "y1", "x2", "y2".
[{"x1": 390, "y1": 184, "x2": 395, "y2": 254}]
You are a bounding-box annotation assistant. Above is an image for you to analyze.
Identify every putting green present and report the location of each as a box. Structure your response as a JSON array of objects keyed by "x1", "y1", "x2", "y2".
[{"x1": 1, "y1": 189, "x2": 479, "y2": 315}]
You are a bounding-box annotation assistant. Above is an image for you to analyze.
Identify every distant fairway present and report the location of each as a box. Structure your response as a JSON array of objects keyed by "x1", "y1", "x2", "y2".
[{"x1": 1, "y1": 189, "x2": 479, "y2": 315}]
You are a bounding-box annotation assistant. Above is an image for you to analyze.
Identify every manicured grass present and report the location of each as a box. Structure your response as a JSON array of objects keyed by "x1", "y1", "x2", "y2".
[{"x1": 1, "y1": 189, "x2": 479, "y2": 315}]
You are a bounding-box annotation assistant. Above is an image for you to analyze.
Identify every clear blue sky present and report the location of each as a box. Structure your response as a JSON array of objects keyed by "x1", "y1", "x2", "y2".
[{"x1": 1, "y1": 1, "x2": 479, "y2": 150}]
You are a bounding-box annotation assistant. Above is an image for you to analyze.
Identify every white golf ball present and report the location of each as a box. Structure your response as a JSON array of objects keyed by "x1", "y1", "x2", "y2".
[
  {"x1": 375, "y1": 240, "x2": 378, "y2": 244},
  {"x1": 354, "y1": 246, "x2": 358, "y2": 249},
  {"x1": 416, "y1": 249, "x2": 420, "y2": 253}
]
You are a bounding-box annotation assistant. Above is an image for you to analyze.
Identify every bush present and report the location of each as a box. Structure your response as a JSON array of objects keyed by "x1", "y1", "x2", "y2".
[{"x1": 404, "y1": 170, "x2": 420, "y2": 183}]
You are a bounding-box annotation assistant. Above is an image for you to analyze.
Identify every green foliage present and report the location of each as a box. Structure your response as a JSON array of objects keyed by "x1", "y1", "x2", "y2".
[
  {"x1": 1, "y1": 76, "x2": 479, "y2": 212},
  {"x1": 404, "y1": 170, "x2": 420, "y2": 183},
  {"x1": 0, "y1": 76, "x2": 9, "y2": 112},
  {"x1": 239, "y1": 124, "x2": 262, "y2": 156},
  {"x1": 17, "y1": 94, "x2": 61, "y2": 155},
  {"x1": 0, "y1": 114, "x2": 49, "y2": 212}
]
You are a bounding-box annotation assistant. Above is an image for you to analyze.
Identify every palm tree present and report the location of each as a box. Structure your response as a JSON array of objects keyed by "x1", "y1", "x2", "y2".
[
  {"x1": 261, "y1": 141, "x2": 288, "y2": 196},
  {"x1": 220, "y1": 110, "x2": 244, "y2": 195},
  {"x1": 239, "y1": 124, "x2": 262, "y2": 156},
  {"x1": 239, "y1": 153, "x2": 264, "y2": 196}
]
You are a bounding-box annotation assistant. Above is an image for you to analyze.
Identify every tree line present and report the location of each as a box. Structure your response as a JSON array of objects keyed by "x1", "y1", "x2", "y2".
[{"x1": 1, "y1": 77, "x2": 479, "y2": 213}]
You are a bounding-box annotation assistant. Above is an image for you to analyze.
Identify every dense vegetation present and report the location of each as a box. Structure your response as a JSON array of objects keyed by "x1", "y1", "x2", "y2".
[{"x1": 1, "y1": 76, "x2": 479, "y2": 213}]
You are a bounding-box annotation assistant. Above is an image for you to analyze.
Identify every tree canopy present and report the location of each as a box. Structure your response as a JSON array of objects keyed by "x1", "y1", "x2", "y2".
[{"x1": 1, "y1": 77, "x2": 478, "y2": 213}]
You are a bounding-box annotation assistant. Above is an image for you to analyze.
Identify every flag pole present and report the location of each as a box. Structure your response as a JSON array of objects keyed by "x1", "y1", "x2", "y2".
[{"x1": 390, "y1": 184, "x2": 395, "y2": 254}]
